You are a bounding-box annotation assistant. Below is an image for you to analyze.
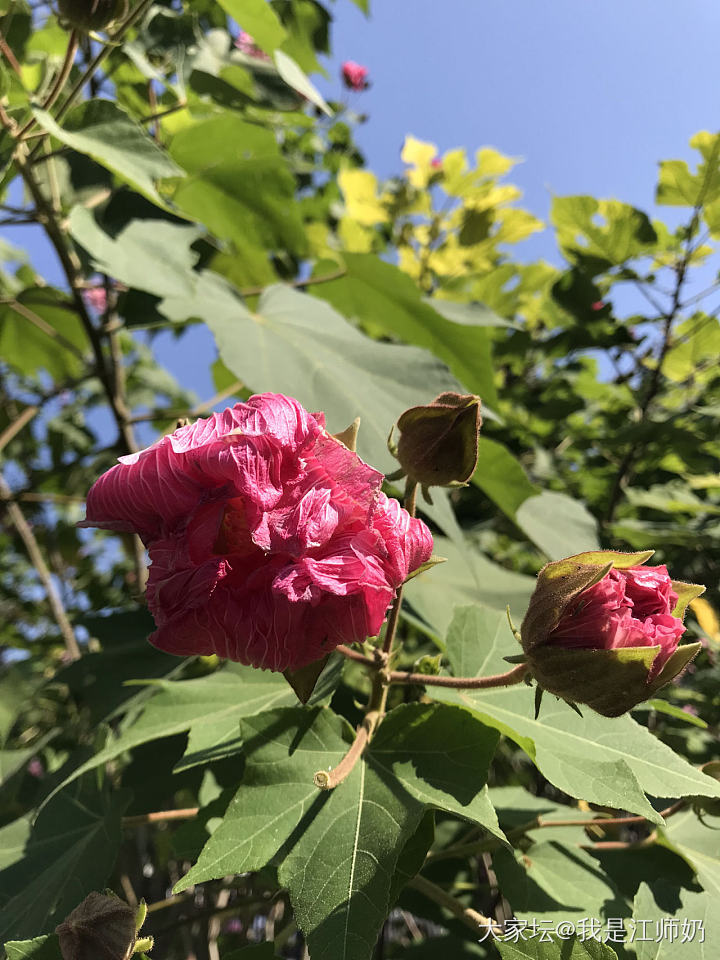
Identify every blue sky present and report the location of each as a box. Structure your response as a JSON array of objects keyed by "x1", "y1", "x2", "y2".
[{"x1": 7, "y1": 0, "x2": 720, "y2": 409}]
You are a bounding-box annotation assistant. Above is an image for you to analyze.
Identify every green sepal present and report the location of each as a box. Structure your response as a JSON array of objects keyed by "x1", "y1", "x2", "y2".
[
  {"x1": 134, "y1": 899, "x2": 147, "y2": 933},
  {"x1": 134, "y1": 937, "x2": 154, "y2": 954},
  {"x1": 403, "y1": 554, "x2": 447, "y2": 582},
  {"x1": 527, "y1": 642, "x2": 700, "y2": 718},
  {"x1": 671, "y1": 580, "x2": 706, "y2": 619},
  {"x1": 283, "y1": 655, "x2": 331, "y2": 704},
  {"x1": 503, "y1": 653, "x2": 527, "y2": 664},
  {"x1": 534, "y1": 685, "x2": 544, "y2": 719}
]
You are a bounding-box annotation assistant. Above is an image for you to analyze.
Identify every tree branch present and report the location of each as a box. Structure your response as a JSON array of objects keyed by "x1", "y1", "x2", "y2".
[{"x1": 0, "y1": 472, "x2": 80, "y2": 660}]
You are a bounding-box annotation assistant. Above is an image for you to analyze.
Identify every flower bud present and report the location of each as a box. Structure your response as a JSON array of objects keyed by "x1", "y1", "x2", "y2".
[
  {"x1": 57, "y1": 0, "x2": 126, "y2": 33},
  {"x1": 519, "y1": 550, "x2": 704, "y2": 718},
  {"x1": 394, "y1": 392, "x2": 482, "y2": 488},
  {"x1": 55, "y1": 891, "x2": 137, "y2": 960}
]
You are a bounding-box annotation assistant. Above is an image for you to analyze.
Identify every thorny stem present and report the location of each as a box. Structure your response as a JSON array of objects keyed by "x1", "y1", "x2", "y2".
[
  {"x1": 314, "y1": 482, "x2": 417, "y2": 790},
  {"x1": 408, "y1": 875, "x2": 502, "y2": 937}
]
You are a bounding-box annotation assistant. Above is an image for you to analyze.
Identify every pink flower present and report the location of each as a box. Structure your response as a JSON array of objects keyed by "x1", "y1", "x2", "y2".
[
  {"x1": 548, "y1": 564, "x2": 685, "y2": 679},
  {"x1": 83, "y1": 286, "x2": 107, "y2": 314},
  {"x1": 430, "y1": 158, "x2": 442, "y2": 169},
  {"x1": 234, "y1": 31, "x2": 270, "y2": 62},
  {"x1": 341, "y1": 61, "x2": 370, "y2": 91},
  {"x1": 591, "y1": 300, "x2": 605, "y2": 311},
  {"x1": 81, "y1": 394, "x2": 432, "y2": 672}
]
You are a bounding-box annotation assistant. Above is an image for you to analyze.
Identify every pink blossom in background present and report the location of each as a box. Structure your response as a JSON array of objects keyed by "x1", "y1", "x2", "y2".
[
  {"x1": 591, "y1": 300, "x2": 606, "y2": 311},
  {"x1": 81, "y1": 394, "x2": 433, "y2": 672},
  {"x1": 682, "y1": 704, "x2": 699, "y2": 716},
  {"x1": 548, "y1": 564, "x2": 685, "y2": 678},
  {"x1": 341, "y1": 61, "x2": 370, "y2": 91},
  {"x1": 83, "y1": 286, "x2": 108, "y2": 314},
  {"x1": 27, "y1": 758, "x2": 44, "y2": 778},
  {"x1": 234, "y1": 31, "x2": 270, "y2": 61},
  {"x1": 430, "y1": 157, "x2": 443, "y2": 169}
]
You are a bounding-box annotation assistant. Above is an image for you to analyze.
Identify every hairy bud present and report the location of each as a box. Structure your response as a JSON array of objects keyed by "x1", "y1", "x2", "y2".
[
  {"x1": 519, "y1": 550, "x2": 704, "y2": 717},
  {"x1": 55, "y1": 892, "x2": 139, "y2": 960},
  {"x1": 395, "y1": 392, "x2": 481, "y2": 488}
]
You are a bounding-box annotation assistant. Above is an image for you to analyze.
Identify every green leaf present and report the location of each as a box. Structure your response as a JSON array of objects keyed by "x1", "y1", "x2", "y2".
[
  {"x1": 0, "y1": 289, "x2": 86, "y2": 379},
  {"x1": 217, "y1": 0, "x2": 287, "y2": 54},
  {"x1": 663, "y1": 807, "x2": 720, "y2": 897},
  {"x1": 366, "y1": 702, "x2": 504, "y2": 838},
  {"x1": 552, "y1": 196, "x2": 657, "y2": 271},
  {"x1": 493, "y1": 840, "x2": 628, "y2": 925},
  {"x1": 388, "y1": 811, "x2": 435, "y2": 907},
  {"x1": 160, "y1": 276, "x2": 463, "y2": 472},
  {"x1": 169, "y1": 112, "x2": 306, "y2": 256},
  {"x1": 404, "y1": 534, "x2": 535, "y2": 637},
  {"x1": 44, "y1": 664, "x2": 296, "y2": 802},
  {"x1": 68, "y1": 207, "x2": 202, "y2": 298},
  {"x1": 32, "y1": 100, "x2": 182, "y2": 208},
  {"x1": 632, "y1": 882, "x2": 715, "y2": 960},
  {"x1": 175, "y1": 707, "x2": 351, "y2": 892},
  {"x1": 433, "y1": 605, "x2": 720, "y2": 818},
  {"x1": 311, "y1": 254, "x2": 499, "y2": 406},
  {"x1": 178, "y1": 704, "x2": 502, "y2": 959},
  {"x1": 497, "y1": 937, "x2": 619, "y2": 960},
  {"x1": 657, "y1": 132, "x2": 720, "y2": 207},
  {"x1": 274, "y1": 50, "x2": 331, "y2": 115},
  {"x1": 635, "y1": 699, "x2": 708, "y2": 729},
  {"x1": 472, "y1": 436, "x2": 539, "y2": 518},
  {"x1": 5, "y1": 936, "x2": 62, "y2": 960},
  {"x1": 0, "y1": 778, "x2": 126, "y2": 941},
  {"x1": 515, "y1": 491, "x2": 600, "y2": 560}
]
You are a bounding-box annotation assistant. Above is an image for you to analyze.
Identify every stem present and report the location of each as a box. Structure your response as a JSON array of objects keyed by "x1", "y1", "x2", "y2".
[
  {"x1": 431, "y1": 800, "x2": 687, "y2": 862},
  {"x1": 17, "y1": 30, "x2": 79, "y2": 140},
  {"x1": 239, "y1": 267, "x2": 347, "y2": 299},
  {"x1": 314, "y1": 483, "x2": 417, "y2": 790},
  {"x1": 122, "y1": 807, "x2": 199, "y2": 828},
  {"x1": 335, "y1": 644, "x2": 375, "y2": 667},
  {"x1": 604, "y1": 135, "x2": 720, "y2": 527},
  {"x1": 5, "y1": 297, "x2": 87, "y2": 360},
  {"x1": 382, "y1": 480, "x2": 417, "y2": 655},
  {"x1": 389, "y1": 662, "x2": 529, "y2": 690},
  {"x1": 0, "y1": 404, "x2": 38, "y2": 454},
  {"x1": 53, "y1": 0, "x2": 156, "y2": 125},
  {"x1": 408, "y1": 875, "x2": 501, "y2": 936},
  {"x1": 0, "y1": 472, "x2": 80, "y2": 660},
  {"x1": 0, "y1": 30, "x2": 21, "y2": 76}
]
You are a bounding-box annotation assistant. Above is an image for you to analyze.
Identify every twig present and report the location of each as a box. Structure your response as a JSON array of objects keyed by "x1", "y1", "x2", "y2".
[
  {"x1": 336, "y1": 644, "x2": 375, "y2": 667},
  {"x1": 0, "y1": 30, "x2": 21, "y2": 76},
  {"x1": 122, "y1": 807, "x2": 199, "y2": 828},
  {"x1": 53, "y1": 0, "x2": 156, "y2": 125},
  {"x1": 17, "y1": 30, "x2": 79, "y2": 140},
  {"x1": 408, "y1": 875, "x2": 501, "y2": 936},
  {"x1": 5, "y1": 297, "x2": 87, "y2": 360},
  {"x1": 0, "y1": 472, "x2": 80, "y2": 660},
  {"x1": 604, "y1": 135, "x2": 720, "y2": 526},
  {"x1": 388, "y1": 662, "x2": 529, "y2": 690},
  {"x1": 239, "y1": 267, "x2": 347, "y2": 299},
  {"x1": 314, "y1": 711, "x2": 378, "y2": 790},
  {"x1": 0, "y1": 405, "x2": 38, "y2": 454}
]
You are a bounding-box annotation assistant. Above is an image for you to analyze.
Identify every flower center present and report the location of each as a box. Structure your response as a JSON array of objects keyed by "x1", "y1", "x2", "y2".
[{"x1": 215, "y1": 497, "x2": 260, "y2": 557}]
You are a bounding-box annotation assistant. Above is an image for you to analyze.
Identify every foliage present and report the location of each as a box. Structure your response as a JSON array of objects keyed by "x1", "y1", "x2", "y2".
[{"x1": 0, "y1": 1, "x2": 719, "y2": 959}]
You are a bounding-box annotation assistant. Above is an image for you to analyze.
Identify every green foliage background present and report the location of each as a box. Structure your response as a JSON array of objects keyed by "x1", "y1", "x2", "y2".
[{"x1": 0, "y1": 1, "x2": 719, "y2": 958}]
